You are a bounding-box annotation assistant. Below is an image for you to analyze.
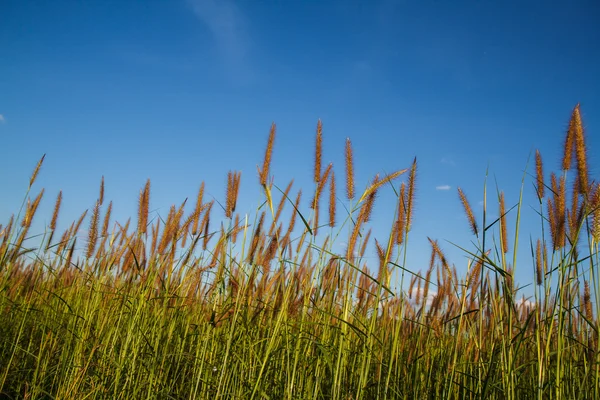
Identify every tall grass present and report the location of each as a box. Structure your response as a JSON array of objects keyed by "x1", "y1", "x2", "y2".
[{"x1": 1, "y1": 105, "x2": 599, "y2": 399}]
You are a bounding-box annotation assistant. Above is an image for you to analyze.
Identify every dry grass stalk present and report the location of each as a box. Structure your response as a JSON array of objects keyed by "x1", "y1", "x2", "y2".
[
  {"x1": 583, "y1": 281, "x2": 593, "y2": 322},
  {"x1": 345, "y1": 138, "x2": 355, "y2": 200},
  {"x1": 406, "y1": 158, "x2": 417, "y2": 232},
  {"x1": 191, "y1": 183, "x2": 205, "y2": 235},
  {"x1": 86, "y1": 200, "x2": 100, "y2": 259},
  {"x1": 499, "y1": 192, "x2": 508, "y2": 254},
  {"x1": 269, "y1": 180, "x2": 293, "y2": 236},
  {"x1": 396, "y1": 183, "x2": 406, "y2": 245},
  {"x1": 49, "y1": 191, "x2": 62, "y2": 232},
  {"x1": 592, "y1": 184, "x2": 600, "y2": 243},
  {"x1": 282, "y1": 190, "x2": 302, "y2": 249},
  {"x1": 562, "y1": 110, "x2": 576, "y2": 170},
  {"x1": 201, "y1": 201, "x2": 214, "y2": 250},
  {"x1": 535, "y1": 150, "x2": 545, "y2": 199},
  {"x1": 247, "y1": 211, "x2": 265, "y2": 264},
  {"x1": 158, "y1": 206, "x2": 176, "y2": 255},
  {"x1": 458, "y1": 187, "x2": 478, "y2": 236},
  {"x1": 22, "y1": 189, "x2": 44, "y2": 229},
  {"x1": 29, "y1": 154, "x2": 45, "y2": 188},
  {"x1": 571, "y1": 104, "x2": 589, "y2": 194},
  {"x1": 329, "y1": 171, "x2": 336, "y2": 227},
  {"x1": 358, "y1": 228, "x2": 371, "y2": 258},
  {"x1": 138, "y1": 179, "x2": 150, "y2": 235},
  {"x1": 554, "y1": 175, "x2": 566, "y2": 249},
  {"x1": 65, "y1": 237, "x2": 76, "y2": 268},
  {"x1": 311, "y1": 163, "x2": 332, "y2": 210},
  {"x1": 225, "y1": 171, "x2": 241, "y2": 219},
  {"x1": 535, "y1": 239, "x2": 543, "y2": 286},
  {"x1": 358, "y1": 174, "x2": 379, "y2": 224},
  {"x1": 315, "y1": 120, "x2": 323, "y2": 183},
  {"x1": 99, "y1": 176, "x2": 105, "y2": 206},
  {"x1": 259, "y1": 123, "x2": 276, "y2": 186}
]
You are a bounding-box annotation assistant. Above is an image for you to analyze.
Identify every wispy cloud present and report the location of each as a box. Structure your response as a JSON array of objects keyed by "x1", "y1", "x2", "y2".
[
  {"x1": 0, "y1": 114, "x2": 5, "y2": 124},
  {"x1": 436, "y1": 185, "x2": 451, "y2": 191},
  {"x1": 441, "y1": 157, "x2": 455, "y2": 166},
  {"x1": 188, "y1": 0, "x2": 252, "y2": 81}
]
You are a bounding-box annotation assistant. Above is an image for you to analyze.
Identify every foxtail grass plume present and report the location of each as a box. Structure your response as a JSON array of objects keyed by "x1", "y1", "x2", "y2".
[
  {"x1": 315, "y1": 120, "x2": 322, "y2": 183},
  {"x1": 345, "y1": 138, "x2": 355, "y2": 200},
  {"x1": 535, "y1": 150, "x2": 544, "y2": 199},
  {"x1": 499, "y1": 192, "x2": 508, "y2": 254},
  {"x1": 329, "y1": 170, "x2": 336, "y2": 227},
  {"x1": 99, "y1": 176, "x2": 105, "y2": 206},
  {"x1": 458, "y1": 187, "x2": 478, "y2": 236},
  {"x1": 259, "y1": 123, "x2": 276, "y2": 186},
  {"x1": 86, "y1": 200, "x2": 100, "y2": 259},
  {"x1": 406, "y1": 158, "x2": 417, "y2": 232},
  {"x1": 571, "y1": 104, "x2": 589, "y2": 194},
  {"x1": 29, "y1": 154, "x2": 46, "y2": 188},
  {"x1": 138, "y1": 179, "x2": 150, "y2": 235}
]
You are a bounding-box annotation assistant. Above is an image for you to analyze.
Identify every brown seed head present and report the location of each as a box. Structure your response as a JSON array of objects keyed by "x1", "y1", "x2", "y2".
[
  {"x1": 50, "y1": 191, "x2": 63, "y2": 231},
  {"x1": 535, "y1": 239, "x2": 543, "y2": 286},
  {"x1": 406, "y1": 158, "x2": 417, "y2": 232},
  {"x1": 458, "y1": 187, "x2": 478, "y2": 236},
  {"x1": 329, "y1": 170, "x2": 336, "y2": 227},
  {"x1": 345, "y1": 138, "x2": 355, "y2": 200},
  {"x1": 396, "y1": 183, "x2": 406, "y2": 245},
  {"x1": 29, "y1": 154, "x2": 46, "y2": 188},
  {"x1": 259, "y1": 123, "x2": 276, "y2": 186},
  {"x1": 499, "y1": 192, "x2": 508, "y2": 254},
  {"x1": 138, "y1": 179, "x2": 150, "y2": 235},
  {"x1": 315, "y1": 119, "x2": 323, "y2": 183},
  {"x1": 101, "y1": 201, "x2": 112, "y2": 239},
  {"x1": 535, "y1": 150, "x2": 545, "y2": 199},
  {"x1": 99, "y1": 176, "x2": 105, "y2": 206},
  {"x1": 571, "y1": 104, "x2": 589, "y2": 194},
  {"x1": 192, "y1": 183, "x2": 205, "y2": 235},
  {"x1": 562, "y1": 110, "x2": 576, "y2": 170},
  {"x1": 86, "y1": 200, "x2": 100, "y2": 259}
]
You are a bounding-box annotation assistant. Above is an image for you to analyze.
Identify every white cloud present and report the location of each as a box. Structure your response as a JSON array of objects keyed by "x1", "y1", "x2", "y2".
[
  {"x1": 188, "y1": 0, "x2": 252, "y2": 81},
  {"x1": 441, "y1": 157, "x2": 455, "y2": 166},
  {"x1": 436, "y1": 185, "x2": 451, "y2": 191},
  {"x1": 0, "y1": 114, "x2": 5, "y2": 123}
]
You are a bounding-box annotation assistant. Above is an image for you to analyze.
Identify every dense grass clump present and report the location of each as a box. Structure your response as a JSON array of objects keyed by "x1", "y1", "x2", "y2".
[{"x1": 1, "y1": 105, "x2": 599, "y2": 399}]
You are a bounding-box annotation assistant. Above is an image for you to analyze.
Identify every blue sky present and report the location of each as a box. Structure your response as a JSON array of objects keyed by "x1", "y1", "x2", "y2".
[{"x1": 1, "y1": 0, "x2": 599, "y2": 297}]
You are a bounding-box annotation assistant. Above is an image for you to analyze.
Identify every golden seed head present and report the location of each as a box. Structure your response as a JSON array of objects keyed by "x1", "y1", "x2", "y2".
[
  {"x1": 99, "y1": 176, "x2": 105, "y2": 206},
  {"x1": 86, "y1": 200, "x2": 100, "y2": 259},
  {"x1": 457, "y1": 187, "x2": 478, "y2": 236},
  {"x1": 572, "y1": 104, "x2": 589, "y2": 194},
  {"x1": 29, "y1": 154, "x2": 46, "y2": 188},
  {"x1": 499, "y1": 192, "x2": 508, "y2": 254},
  {"x1": 138, "y1": 179, "x2": 150, "y2": 235},
  {"x1": 329, "y1": 170, "x2": 336, "y2": 227},
  {"x1": 315, "y1": 120, "x2": 323, "y2": 183},
  {"x1": 50, "y1": 190, "x2": 63, "y2": 231},
  {"x1": 562, "y1": 109, "x2": 576, "y2": 170},
  {"x1": 535, "y1": 150, "x2": 544, "y2": 199},
  {"x1": 259, "y1": 123, "x2": 276, "y2": 186},
  {"x1": 406, "y1": 158, "x2": 417, "y2": 232},
  {"x1": 535, "y1": 239, "x2": 543, "y2": 286},
  {"x1": 345, "y1": 138, "x2": 355, "y2": 200}
]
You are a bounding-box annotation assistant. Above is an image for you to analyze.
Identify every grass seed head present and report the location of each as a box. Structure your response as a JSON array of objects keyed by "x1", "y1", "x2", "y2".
[
  {"x1": 458, "y1": 187, "x2": 478, "y2": 236},
  {"x1": 345, "y1": 138, "x2": 355, "y2": 200}
]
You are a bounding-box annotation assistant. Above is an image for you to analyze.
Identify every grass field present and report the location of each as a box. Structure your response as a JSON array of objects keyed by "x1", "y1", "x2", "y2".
[{"x1": 1, "y1": 105, "x2": 599, "y2": 399}]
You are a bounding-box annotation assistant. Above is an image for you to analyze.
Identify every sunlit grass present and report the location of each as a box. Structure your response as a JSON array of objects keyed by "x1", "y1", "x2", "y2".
[{"x1": 1, "y1": 105, "x2": 599, "y2": 399}]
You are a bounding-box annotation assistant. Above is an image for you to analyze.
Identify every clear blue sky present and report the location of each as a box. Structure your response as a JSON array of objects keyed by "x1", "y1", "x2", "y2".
[{"x1": 1, "y1": 0, "x2": 599, "y2": 297}]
